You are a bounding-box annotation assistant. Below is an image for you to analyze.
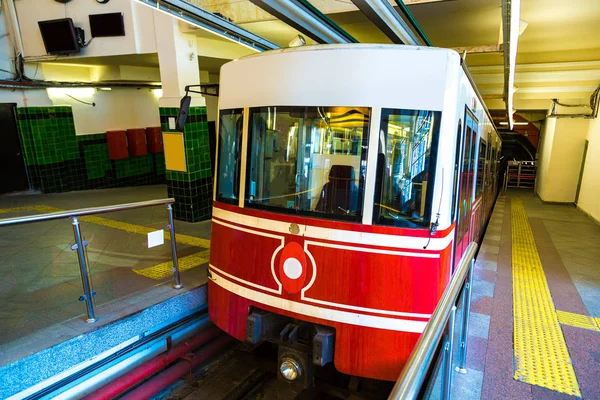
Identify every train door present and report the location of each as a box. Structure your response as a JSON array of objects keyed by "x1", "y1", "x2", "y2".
[{"x1": 455, "y1": 109, "x2": 478, "y2": 260}]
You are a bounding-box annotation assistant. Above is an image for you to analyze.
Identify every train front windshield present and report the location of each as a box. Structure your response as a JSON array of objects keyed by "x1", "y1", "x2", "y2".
[{"x1": 216, "y1": 106, "x2": 440, "y2": 228}]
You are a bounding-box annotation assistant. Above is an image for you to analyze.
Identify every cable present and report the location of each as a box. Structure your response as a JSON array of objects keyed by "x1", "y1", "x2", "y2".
[
  {"x1": 66, "y1": 94, "x2": 95, "y2": 106},
  {"x1": 423, "y1": 167, "x2": 443, "y2": 250},
  {"x1": 81, "y1": 37, "x2": 94, "y2": 48},
  {"x1": 551, "y1": 99, "x2": 591, "y2": 108}
]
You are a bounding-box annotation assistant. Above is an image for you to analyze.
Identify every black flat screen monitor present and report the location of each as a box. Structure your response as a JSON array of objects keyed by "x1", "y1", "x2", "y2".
[
  {"x1": 38, "y1": 18, "x2": 80, "y2": 55},
  {"x1": 89, "y1": 12, "x2": 125, "y2": 37}
]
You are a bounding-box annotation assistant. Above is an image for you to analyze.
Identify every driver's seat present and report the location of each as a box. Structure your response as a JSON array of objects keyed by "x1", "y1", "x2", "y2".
[{"x1": 315, "y1": 165, "x2": 355, "y2": 215}]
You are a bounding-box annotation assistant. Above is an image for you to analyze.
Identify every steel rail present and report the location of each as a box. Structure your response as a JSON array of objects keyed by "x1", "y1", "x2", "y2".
[
  {"x1": 0, "y1": 198, "x2": 175, "y2": 226},
  {"x1": 388, "y1": 242, "x2": 478, "y2": 400}
]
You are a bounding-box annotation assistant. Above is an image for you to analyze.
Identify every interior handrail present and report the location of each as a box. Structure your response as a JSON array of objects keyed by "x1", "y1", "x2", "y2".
[
  {"x1": 0, "y1": 198, "x2": 175, "y2": 226},
  {"x1": 388, "y1": 242, "x2": 479, "y2": 400}
]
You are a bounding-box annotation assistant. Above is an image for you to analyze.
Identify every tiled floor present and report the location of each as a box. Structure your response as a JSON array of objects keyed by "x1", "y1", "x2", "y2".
[
  {"x1": 449, "y1": 190, "x2": 600, "y2": 399},
  {"x1": 0, "y1": 186, "x2": 210, "y2": 366}
]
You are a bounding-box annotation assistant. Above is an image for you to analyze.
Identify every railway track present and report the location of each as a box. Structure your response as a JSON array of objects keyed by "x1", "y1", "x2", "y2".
[{"x1": 156, "y1": 341, "x2": 394, "y2": 400}]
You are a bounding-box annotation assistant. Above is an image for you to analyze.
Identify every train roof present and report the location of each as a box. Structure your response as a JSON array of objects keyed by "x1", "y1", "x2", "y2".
[{"x1": 233, "y1": 43, "x2": 460, "y2": 62}]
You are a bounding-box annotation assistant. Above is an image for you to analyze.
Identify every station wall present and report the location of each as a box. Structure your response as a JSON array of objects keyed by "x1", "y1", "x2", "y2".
[
  {"x1": 537, "y1": 118, "x2": 589, "y2": 203},
  {"x1": 577, "y1": 118, "x2": 600, "y2": 222},
  {"x1": 537, "y1": 112, "x2": 599, "y2": 224},
  {"x1": 15, "y1": 0, "x2": 157, "y2": 59}
]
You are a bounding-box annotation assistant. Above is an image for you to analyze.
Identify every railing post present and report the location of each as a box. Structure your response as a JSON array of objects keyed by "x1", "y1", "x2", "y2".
[
  {"x1": 441, "y1": 305, "x2": 456, "y2": 400},
  {"x1": 456, "y1": 257, "x2": 474, "y2": 374},
  {"x1": 167, "y1": 204, "x2": 183, "y2": 289},
  {"x1": 71, "y1": 217, "x2": 96, "y2": 323}
]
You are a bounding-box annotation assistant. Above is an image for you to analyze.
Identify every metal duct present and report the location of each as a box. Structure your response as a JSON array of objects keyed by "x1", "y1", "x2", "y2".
[
  {"x1": 134, "y1": 0, "x2": 279, "y2": 52},
  {"x1": 249, "y1": 0, "x2": 357, "y2": 44},
  {"x1": 351, "y1": 0, "x2": 429, "y2": 46}
]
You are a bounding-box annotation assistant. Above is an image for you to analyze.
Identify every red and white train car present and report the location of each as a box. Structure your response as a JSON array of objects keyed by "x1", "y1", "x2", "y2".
[{"x1": 208, "y1": 44, "x2": 501, "y2": 382}]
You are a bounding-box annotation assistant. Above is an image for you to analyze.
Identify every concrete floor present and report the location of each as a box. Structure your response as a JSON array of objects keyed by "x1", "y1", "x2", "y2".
[{"x1": 0, "y1": 185, "x2": 210, "y2": 366}]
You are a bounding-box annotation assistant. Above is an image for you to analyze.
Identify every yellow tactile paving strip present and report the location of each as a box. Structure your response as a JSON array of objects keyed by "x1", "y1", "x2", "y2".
[
  {"x1": 556, "y1": 310, "x2": 600, "y2": 333},
  {"x1": 133, "y1": 249, "x2": 210, "y2": 279},
  {"x1": 511, "y1": 199, "x2": 581, "y2": 397},
  {"x1": 0, "y1": 205, "x2": 211, "y2": 280}
]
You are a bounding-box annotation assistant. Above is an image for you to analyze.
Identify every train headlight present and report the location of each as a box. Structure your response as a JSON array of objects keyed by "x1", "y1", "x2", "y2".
[{"x1": 280, "y1": 357, "x2": 302, "y2": 381}]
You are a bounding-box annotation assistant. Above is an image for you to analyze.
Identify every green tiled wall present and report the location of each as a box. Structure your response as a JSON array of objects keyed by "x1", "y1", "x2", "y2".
[
  {"x1": 115, "y1": 154, "x2": 154, "y2": 179},
  {"x1": 160, "y1": 107, "x2": 212, "y2": 181},
  {"x1": 83, "y1": 143, "x2": 111, "y2": 180},
  {"x1": 161, "y1": 106, "x2": 213, "y2": 222},
  {"x1": 16, "y1": 106, "x2": 166, "y2": 193}
]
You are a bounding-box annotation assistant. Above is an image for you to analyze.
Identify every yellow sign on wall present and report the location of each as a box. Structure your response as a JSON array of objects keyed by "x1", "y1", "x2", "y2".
[{"x1": 163, "y1": 133, "x2": 187, "y2": 172}]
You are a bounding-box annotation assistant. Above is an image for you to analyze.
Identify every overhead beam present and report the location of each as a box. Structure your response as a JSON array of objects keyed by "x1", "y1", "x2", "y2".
[
  {"x1": 351, "y1": 0, "x2": 430, "y2": 45},
  {"x1": 403, "y1": 0, "x2": 454, "y2": 4},
  {"x1": 249, "y1": 0, "x2": 357, "y2": 44},
  {"x1": 133, "y1": 0, "x2": 279, "y2": 52},
  {"x1": 472, "y1": 69, "x2": 600, "y2": 84},
  {"x1": 452, "y1": 44, "x2": 503, "y2": 54}
]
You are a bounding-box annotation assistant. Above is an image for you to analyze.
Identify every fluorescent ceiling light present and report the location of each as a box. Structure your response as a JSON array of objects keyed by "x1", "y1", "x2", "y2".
[
  {"x1": 153, "y1": 89, "x2": 163, "y2": 98},
  {"x1": 47, "y1": 87, "x2": 95, "y2": 98},
  {"x1": 499, "y1": 121, "x2": 528, "y2": 126}
]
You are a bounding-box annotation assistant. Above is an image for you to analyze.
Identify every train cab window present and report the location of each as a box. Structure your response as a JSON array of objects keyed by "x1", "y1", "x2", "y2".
[
  {"x1": 373, "y1": 109, "x2": 441, "y2": 228},
  {"x1": 216, "y1": 109, "x2": 243, "y2": 204},
  {"x1": 245, "y1": 106, "x2": 370, "y2": 222}
]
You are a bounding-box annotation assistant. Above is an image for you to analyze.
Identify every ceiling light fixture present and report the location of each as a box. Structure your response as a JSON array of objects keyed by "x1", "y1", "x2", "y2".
[
  {"x1": 502, "y1": 0, "x2": 522, "y2": 130},
  {"x1": 499, "y1": 121, "x2": 528, "y2": 126}
]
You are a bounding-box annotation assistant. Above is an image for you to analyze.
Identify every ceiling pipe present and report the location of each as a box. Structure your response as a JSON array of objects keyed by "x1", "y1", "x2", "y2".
[
  {"x1": 4, "y1": 0, "x2": 25, "y2": 58},
  {"x1": 134, "y1": 0, "x2": 279, "y2": 52},
  {"x1": 249, "y1": 0, "x2": 357, "y2": 44},
  {"x1": 351, "y1": 0, "x2": 429, "y2": 45},
  {"x1": 0, "y1": 80, "x2": 162, "y2": 90},
  {"x1": 502, "y1": 0, "x2": 521, "y2": 129}
]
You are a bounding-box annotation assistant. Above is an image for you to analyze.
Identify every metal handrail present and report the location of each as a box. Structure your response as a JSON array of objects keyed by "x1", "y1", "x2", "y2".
[
  {"x1": 0, "y1": 198, "x2": 182, "y2": 323},
  {"x1": 389, "y1": 242, "x2": 478, "y2": 400},
  {"x1": 0, "y1": 198, "x2": 175, "y2": 226}
]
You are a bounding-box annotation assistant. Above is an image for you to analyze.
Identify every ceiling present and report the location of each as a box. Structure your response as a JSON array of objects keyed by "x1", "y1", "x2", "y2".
[
  {"x1": 195, "y1": 0, "x2": 600, "y2": 116},
  {"x1": 44, "y1": 0, "x2": 600, "y2": 120}
]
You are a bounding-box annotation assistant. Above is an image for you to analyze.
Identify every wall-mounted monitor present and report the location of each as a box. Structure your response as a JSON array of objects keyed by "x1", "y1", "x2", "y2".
[
  {"x1": 89, "y1": 12, "x2": 125, "y2": 37},
  {"x1": 38, "y1": 18, "x2": 80, "y2": 55}
]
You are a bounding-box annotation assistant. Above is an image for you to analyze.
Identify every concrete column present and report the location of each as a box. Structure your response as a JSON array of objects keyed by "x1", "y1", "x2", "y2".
[
  {"x1": 536, "y1": 112, "x2": 589, "y2": 204},
  {"x1": 154, "y1": 12, "x2": 212, "y2": 222}
]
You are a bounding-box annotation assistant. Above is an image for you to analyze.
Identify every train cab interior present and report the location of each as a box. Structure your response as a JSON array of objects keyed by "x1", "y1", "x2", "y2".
[{"x1": 216, "y1": 105, "x2": 442, "y2": 230}]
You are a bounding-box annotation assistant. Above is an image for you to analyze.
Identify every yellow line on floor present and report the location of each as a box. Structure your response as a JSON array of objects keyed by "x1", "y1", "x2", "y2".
[
  {"x1": 133, "y1": 250, "x2": 210, "y2": 280},
  {"x1": 0, "y1": 206, "x2": 42, "y2": 214},
  {"x1": 557, "y1": 310, "x2": 600, "y2": 332},
  {"x1": 511, "y1": 199, "x2": 581, "y2": 397}
]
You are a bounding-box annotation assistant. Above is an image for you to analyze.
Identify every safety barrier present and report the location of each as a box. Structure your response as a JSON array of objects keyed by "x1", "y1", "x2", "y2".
[
  {"x1": 0, "y1": 198, "x2": 182, "y2": 323},
  {"x1": 388, "y1": 242, "x2": 478, "y2": 400}
]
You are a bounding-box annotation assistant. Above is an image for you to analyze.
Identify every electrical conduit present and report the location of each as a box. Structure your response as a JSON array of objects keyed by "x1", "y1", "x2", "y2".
[{"x1": 83, "y1": 325, "x2": 231, "y2": 400}]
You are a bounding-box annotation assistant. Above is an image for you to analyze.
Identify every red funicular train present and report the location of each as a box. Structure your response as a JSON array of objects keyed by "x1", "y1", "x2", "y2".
[{"x1": 208, "y1": 44, "x2": 501, "y2": 383}]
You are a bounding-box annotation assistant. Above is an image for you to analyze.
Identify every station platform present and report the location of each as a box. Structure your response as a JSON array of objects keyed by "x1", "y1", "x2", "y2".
[
  {"x1": 452, "y1": 191, "x2": 600, "y2": 399},
  {"x1": 1, "y1": 186, "x2": 599, "y2": 399},
  {"x1": 0, "y1": 186, "x2": 211, "y2": 399}
]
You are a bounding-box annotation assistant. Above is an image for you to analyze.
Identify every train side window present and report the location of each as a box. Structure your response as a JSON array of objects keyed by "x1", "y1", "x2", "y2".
[
  {"x1": 372, "y1": 109, "x2": 441, "y2": 228},
  {"x1": 216, "y1": 109, "x2": 243, "y2": 204},
  {"x1": 476, "y1": 140, "x2": 487, "y2": 197},
  {"x1": 245, "y1": 106, "x2": 370, "y2": 222}
]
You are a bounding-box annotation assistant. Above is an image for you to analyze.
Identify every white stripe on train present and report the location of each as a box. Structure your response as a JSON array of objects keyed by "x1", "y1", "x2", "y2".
[
  {"x1": 212, "y1": 207, "x2": 454, "y2": 252},
  {"x1": 210, "y1": 267, "x2": 428, "y2": 333}
]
